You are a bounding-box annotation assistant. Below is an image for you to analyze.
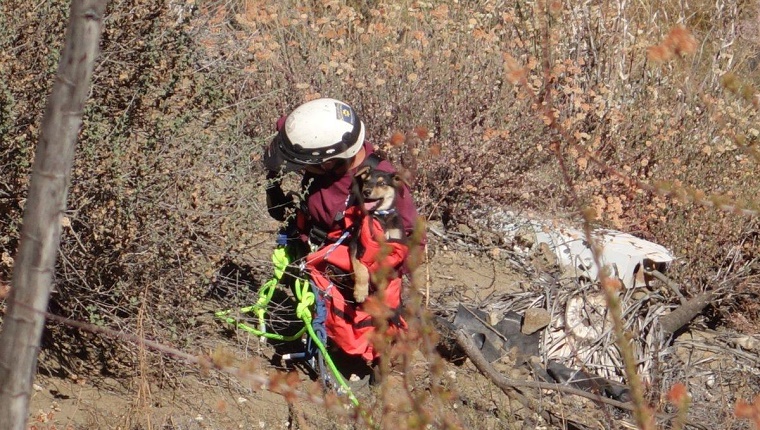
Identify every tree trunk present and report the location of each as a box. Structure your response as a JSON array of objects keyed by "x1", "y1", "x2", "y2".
[{"x1": 0, "y1": 1, "x2": 107, "y2": 428}]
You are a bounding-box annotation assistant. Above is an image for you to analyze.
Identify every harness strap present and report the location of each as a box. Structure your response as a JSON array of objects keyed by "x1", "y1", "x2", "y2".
[
  {"x1": 321, "y1": 230, "x2": 351, "y2": 260},
  {"x1": 330, "y1": 303, "x2": 406, "y2": 329}
]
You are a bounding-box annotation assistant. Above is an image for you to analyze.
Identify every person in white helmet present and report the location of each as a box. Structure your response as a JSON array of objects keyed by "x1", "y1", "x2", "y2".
[
  {"x1": 263, "y1": 98, "x2": 421, "y2": 248},
  {"x1": 262, "y1": 98, "x2": 422, "y2": 384}
]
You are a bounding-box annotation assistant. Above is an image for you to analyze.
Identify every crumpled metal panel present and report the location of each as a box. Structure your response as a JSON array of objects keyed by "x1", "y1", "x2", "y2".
[
  {"x1": 487, "y1": 209, "x2": 675, "y2": 289},
  {"x1": 534, "y1": 227, "x2": 674, "y2": 289}
]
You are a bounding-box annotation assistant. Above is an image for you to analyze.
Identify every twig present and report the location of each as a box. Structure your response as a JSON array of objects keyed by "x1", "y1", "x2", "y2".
[
  {"x1": 425, "y1": 244, "x2": 430, "y2": 308},
  {"x1": 287, "y1": 400, "x2": 312, "y2": 430},
  {"x1": 427, "y1": 226, "x2": 447, "y2": 238},
  {"x1": 647, "y1": 269, "x2": 687, "y2": 304}
]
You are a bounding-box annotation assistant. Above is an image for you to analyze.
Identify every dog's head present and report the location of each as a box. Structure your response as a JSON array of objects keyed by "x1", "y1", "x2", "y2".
[{"x1": 355, "y1": 166, "x2": 404, "y2": 212}]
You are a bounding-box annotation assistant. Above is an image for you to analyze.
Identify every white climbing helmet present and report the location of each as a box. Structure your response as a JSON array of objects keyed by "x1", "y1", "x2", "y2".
[{"x1": 264, "y1": 98, "x2": 366, "y2": 172}]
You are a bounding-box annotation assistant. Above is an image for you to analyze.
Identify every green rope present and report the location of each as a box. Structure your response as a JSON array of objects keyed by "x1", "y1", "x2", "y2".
[
  {"x1": 215, "y1": 245, "x2": 370, "y2": 419},
  {"x1": 295, "y1": 286, "x2": 359, "y2": 407},
  {"x1": 215, "y1": 246, "x2": 303, "y2": 340},
  {"x1": 214, "y1": 308, "x2": 307, "y2": 341}
]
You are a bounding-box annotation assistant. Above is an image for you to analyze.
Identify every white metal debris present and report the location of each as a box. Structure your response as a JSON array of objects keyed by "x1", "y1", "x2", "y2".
[
  {"x1": 489, "y1": 211, "x2": 675, "y2": 289},
  {"x1": 536, "y1": 227, "x2": 674, "y2": 288}
]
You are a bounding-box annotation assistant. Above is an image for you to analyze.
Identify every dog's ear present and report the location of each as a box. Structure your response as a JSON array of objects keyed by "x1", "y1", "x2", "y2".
[
  {"x1": 392, "y1": 172, "x2": 410, "y2": 189},
  {"x1": 355, "y1": 165, "x2": 371, "y2": 180}
]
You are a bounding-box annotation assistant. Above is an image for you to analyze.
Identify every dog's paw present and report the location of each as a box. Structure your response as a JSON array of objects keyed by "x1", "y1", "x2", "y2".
[
  {"x1": 352, "y1": 259, "x2": 371, "y2": 303},
  {"x1": 353, "y1": 283, "x2": 369, "y2": 303}
]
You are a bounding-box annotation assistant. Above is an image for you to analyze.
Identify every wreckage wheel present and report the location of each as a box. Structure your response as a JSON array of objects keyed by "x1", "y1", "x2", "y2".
[{"x1": 564, "y1": 292, "x2": 612, "y2": 341}]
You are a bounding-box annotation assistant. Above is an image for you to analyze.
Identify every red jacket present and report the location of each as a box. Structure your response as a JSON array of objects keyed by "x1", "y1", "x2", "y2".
[{"x1": 306, "y1": 207, "x2": 409, "y2": 361}]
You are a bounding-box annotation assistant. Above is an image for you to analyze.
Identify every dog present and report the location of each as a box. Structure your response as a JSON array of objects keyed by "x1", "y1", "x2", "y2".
[{"x1": 350, "y1": 166, "x2": 407, "y2": 303}]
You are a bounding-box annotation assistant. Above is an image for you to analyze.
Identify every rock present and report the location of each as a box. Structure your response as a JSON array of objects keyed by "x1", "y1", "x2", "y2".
[
  {"x1": 632, "y1": 290, "x2": 650, "y2": 301},
  {"x1": 513, "y1": 225, "x2": 536, "y2": 251},
  {"x1": 522, "y1": 308, "x2": 551, "y2": 335},
  {"x1": 446, "y1": 370, "x2": 457, "y2": 381},
  {"x1": 706, "y1": 373, "x2": 716, "y2": 388},
  {"x1": 487, "y1": 311, "x2": 501, "y2": 326},
  {"x1": 727, "y1": 334, "x2": 760, "y2": 352},
  {"x1": 531, "y1": 242, "x2": 558, "y2": 272},
  {"x1": 477, "y1": 230, "x2": 496, "y2": 246}
]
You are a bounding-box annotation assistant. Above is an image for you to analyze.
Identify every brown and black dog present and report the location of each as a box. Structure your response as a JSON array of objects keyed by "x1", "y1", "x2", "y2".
[{"x1": 350, "y1": 166, "x2": 407, "y2": 303}]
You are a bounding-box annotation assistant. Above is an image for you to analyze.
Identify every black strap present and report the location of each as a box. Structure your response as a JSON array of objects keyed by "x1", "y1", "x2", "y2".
[
  {"x1": 331, "y1": 301, "x2": 405, "y2": 329},
  {"x1": 308, "y1": 226, "x2": 329, "y2": 246}
]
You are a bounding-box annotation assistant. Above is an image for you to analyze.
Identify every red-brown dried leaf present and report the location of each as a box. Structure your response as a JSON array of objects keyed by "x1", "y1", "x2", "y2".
[
  {"x1": 389, "y1": 131, "x2": 406, "y2": 146},
  {"x1": 667, "y1": 383, "x2": 688, "y2": 404}
]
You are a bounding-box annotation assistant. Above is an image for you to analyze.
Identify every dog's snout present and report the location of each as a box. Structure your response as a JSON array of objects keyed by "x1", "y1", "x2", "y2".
[{"x1": 362, "y1": 189, "x2": 372, "y2": 197}]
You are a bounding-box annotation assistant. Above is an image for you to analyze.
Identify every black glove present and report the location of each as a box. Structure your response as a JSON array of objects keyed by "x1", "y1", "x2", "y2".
[{"x1": 265, "y1": 170, "x2": 294, "y2": 221}]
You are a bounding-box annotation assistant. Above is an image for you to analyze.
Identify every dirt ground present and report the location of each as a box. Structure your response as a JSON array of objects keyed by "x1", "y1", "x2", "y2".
[{"x1": 25, "y1": 221, "x2": 760, "y2": 430}]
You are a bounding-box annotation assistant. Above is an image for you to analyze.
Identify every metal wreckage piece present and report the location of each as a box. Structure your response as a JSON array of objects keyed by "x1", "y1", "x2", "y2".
[{"x1": 450, "y1": 304, "x2": 632, "y2": 402}]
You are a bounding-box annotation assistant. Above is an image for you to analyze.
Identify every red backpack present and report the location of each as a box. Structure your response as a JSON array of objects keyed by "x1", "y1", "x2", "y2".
[{"x1": 306, "y1": 206, "x2": 408, "y2": 361}]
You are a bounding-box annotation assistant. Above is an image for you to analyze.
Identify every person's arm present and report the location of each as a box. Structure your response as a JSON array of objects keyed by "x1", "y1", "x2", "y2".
[
  {"x1": 264, "y1": 115, "x2": 295, "y2": 221},
  {"x1": 266, "y1": 115, "x2": 295, "y2": 221},
  {"x1": 265, "y1": 169, "x2": 293, "y2": 221}
]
